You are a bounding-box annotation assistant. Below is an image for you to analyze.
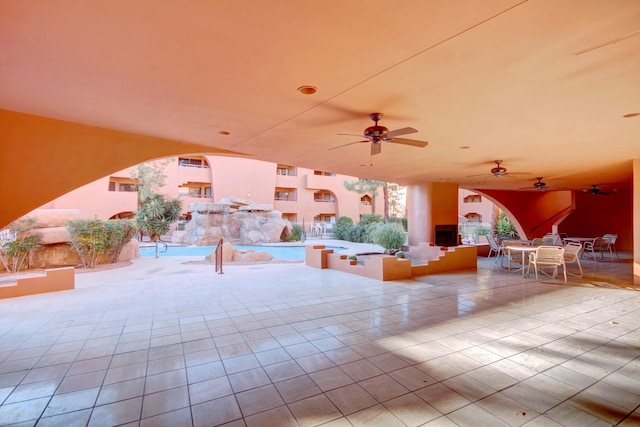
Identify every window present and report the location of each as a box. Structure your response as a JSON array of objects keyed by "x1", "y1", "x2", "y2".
[
  {"x1": 109, "y1": 177, "x2": 138, "y2": 192},
  {"x1": 178, "y1": 157, "x2": 208, "y2": 168},
  {"x1": 276, "y1": 164, "x2": 296, "y2": 176},
  {"x1": 360, "y1": 195, "x2": 372, "y2": 205},
  {"x1": 464, "y1": 194, "x2": 482, "y2": 203},
  {"x1": 314, "y1": 190, "x2": 335, "y2": 202},
  {"x1": 274, "y1": 188, "x2": 296, "y2": 201},
  {"x1": 178, "y1": 182, "x2": 211, "y2": 198},
  {"x1": 314, "y1": 170, "x2": 336, "y2": 176}
]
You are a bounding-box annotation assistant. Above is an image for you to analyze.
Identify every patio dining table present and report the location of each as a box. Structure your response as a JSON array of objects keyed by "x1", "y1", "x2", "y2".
[{"x1": 503, "y1": 244, "x2": 538, "y2": 277}]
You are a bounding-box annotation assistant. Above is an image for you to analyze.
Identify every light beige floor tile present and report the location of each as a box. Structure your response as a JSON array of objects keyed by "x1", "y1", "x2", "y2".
[
  {"x1": 236, "y1": 384, "x2": 285, "y2": 416},
  {"x1": 383, "y1": 392, "x2": 441, "y2": 426},
  {"x1": 140, "y1": 407, "x2": 192, "y2": 427},
  {"x1": 191, "y1": 395, "x2": 242, "y2": 427},
  {"x1": 347, "y1": 403, "x2": 406, "y2": 426},
  {"x1": 88, "y1": 397, "x2": 142, "y2": 427},
  {"x1": 414, "y1": 382, "x2": 471, "y2": 415},
  {"x1": 274, "y1": 375, "x2": 322, "y2": 403},
  {"x1": 288, "y1": 393, "x2": 342, "y2": 427},
  {"x1": 325, "y1": 383, "x2": 377, "y2": 415},
  {"x1": 228, "y1": 367, "x2": 271, "y2": 393}
]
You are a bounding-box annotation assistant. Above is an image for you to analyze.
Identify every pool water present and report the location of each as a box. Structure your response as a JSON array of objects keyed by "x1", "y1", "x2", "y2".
[{"x1": 139, "y1": 244, "x2": 344, "y2": 260}]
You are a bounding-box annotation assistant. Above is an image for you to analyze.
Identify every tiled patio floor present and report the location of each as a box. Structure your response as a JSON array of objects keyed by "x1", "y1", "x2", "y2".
[{"x1": 0, "y1": 253, "x2": 638, "y2": 426}]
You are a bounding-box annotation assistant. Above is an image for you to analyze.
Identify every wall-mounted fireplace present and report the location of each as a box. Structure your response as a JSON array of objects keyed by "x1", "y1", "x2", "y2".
[{"x1": 434, "y1": 224, "x2": 459, "y2": 247}]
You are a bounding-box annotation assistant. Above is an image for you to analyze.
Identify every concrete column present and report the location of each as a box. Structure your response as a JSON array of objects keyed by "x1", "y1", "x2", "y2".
[{"x1": 634, "y1": 160, "x2": 640, "y2": 285}]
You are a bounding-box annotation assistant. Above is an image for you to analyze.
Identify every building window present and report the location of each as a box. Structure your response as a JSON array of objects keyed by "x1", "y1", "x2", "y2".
[
  {"x1": 360, "y1": 195, "x2": 372, "y2": 205},
  {"x1": 276, "y1": 164, "x2": 296, "y2": 176},
  {"x1": 109, "y1": 177, "x2": 138, "y2": 192},
  {"x1": 314, "y1": 190, "x2": 335, "y2": 202},
  {"x1": 314, "y1": 170, "x2": 336, "y2": 176},
  {"x1": 179, "y1": 157, "x2": 208, "y2": 168},
  {"x1": 178, "y1": 182, "x2": 212, "y2": 198},
  {"x1": 274, "y1": 188, "x2": 296, "y2": 201},
  {"x1": 464, "y1": 194, "x2": 482, "y2": 203}
]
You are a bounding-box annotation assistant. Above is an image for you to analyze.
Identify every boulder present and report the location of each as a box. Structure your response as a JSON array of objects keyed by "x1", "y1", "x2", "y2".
[
  {"x1": 232, "y1": 250, "x2": 273, "y2": 262},
  {"x1": 26, "y1": 209, "x2": 84, "y2": 228},
  {"x1": 35, "y1": 226, "x2": 72, "y2": 245},
  {"x1": 117, "y1": 239, "x2": 140, "y2": 262}
]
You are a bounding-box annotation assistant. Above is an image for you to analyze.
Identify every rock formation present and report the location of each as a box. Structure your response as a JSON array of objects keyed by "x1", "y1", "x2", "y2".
[
  {"x1": 4, "y1": 209, "x2": 139, "y2": 270},
  {"x1": 172, "y1": 198, "x2": 292, "y2": 246}
]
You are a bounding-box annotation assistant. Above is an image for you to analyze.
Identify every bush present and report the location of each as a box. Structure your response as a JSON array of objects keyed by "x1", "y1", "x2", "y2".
[
  {"x1": 286, "y1": 224, "x2": 303, "y2": 242},
  {"x1": 0, "y1": 217, "x2": 40, "y2": 273},
  {"x1": 370, "y1": 223, "x2": 407, "y2": 253},
  {"x1": 67, "y1": 219, "x2": 137, "y2": 268},
  {"x1": 346, "y1": 223, "x2": 368, "y2": 243},
  {"x1": 334, "y1": 216, "x2": 354, "y2": 240},
  {"x1": 359, "y1": 214, "x2": 383, "y2": 226},
  {"x1": 388, "y1": 216, "x2": 408, "y2": 231}
]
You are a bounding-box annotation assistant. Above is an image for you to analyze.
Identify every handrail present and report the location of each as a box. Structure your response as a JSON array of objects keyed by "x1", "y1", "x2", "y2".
[
  {"x1": 154, "y1": 240, "x2": 168, "y2": 258},
  {"x1": 214, "y1": 238, "x2": 224, "y2": 274}
]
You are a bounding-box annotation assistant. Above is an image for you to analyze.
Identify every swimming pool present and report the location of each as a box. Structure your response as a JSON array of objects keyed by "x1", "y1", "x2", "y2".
[{"x1": 139, "y1": 244, "x2": 345, "y2": 260}]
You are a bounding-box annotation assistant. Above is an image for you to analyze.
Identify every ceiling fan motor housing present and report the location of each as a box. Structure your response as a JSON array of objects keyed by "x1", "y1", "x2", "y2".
[
  {"x1": 364, "y1": 125, "x2": 389, "y2": 141},
  {"x1": 491, "y1": 166, "x2": 507, "y2": 176}
]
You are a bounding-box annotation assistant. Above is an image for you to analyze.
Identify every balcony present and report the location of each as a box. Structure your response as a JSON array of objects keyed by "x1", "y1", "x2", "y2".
[{"x1": 304, "y1": 174, "x2": 338, "y2": 190}]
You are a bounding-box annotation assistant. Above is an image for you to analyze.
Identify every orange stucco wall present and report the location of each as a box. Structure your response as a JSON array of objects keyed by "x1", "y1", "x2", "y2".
[
  {"x1": 406, "y1": 182, "x2": 459, "y2": 245},
  {"x1": 0, "y1": 110, "x2": 234, "y2": 228}
]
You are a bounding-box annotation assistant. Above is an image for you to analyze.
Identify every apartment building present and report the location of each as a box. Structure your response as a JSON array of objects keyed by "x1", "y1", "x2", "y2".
[{"x1": 38, "y1": 155, "x2": 385, "y2": 234}]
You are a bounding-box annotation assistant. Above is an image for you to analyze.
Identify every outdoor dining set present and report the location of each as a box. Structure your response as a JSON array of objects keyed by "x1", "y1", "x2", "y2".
[{"x1": 485, "y1": 233, "x2": 619, "y2": 283}]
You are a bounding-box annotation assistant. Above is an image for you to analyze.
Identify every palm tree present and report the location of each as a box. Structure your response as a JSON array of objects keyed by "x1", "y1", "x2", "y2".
[{"x1": 135, "y1": 194, "x2": 182, "y2": 241}]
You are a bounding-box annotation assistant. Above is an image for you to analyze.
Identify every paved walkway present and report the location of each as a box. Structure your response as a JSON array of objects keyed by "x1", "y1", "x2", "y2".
[{"x1": 0, "y1": 252, "x2": 638, "y2": 426}]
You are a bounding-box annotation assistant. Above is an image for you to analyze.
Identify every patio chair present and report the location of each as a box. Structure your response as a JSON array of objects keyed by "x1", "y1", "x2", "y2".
[
  {"x1": 583, "y1": 237, "x2": 611, "y2": 261},
  {"x1": 485, "y1": 235, "x2": 503, "y2": 263},
  {"x1": 526, "y1": 245, "x2": 566, "y2": 282},
  {"x1": 602, "y1": 234, "x2": 619, "y2": 260},
  {"x1": 563, "y1": 242, "x2": 583, "y2": 278},
  {"x1": 531, "y1": 238, "x2": 545, "y2": 246}
]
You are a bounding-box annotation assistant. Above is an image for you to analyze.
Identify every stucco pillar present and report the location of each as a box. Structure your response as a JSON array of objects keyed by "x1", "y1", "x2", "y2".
[
  {"x1": 634, "y1": 160, "x2": 640, "y2": 285},
  {"x1": 407, "y1": 182, "x2": 459, "y2": 246}
]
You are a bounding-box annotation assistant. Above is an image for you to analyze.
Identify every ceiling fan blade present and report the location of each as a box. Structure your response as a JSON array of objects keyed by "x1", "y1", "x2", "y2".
[
  {"x1": 388, "y1": 137, "x2": 428, "y2": 148},
  {"x1": 386, "y1": 127, "x2": 418, "y2": 138},
  {"x1": 371, "y1": 142, "x2": 382, "y2": 156},
  {"x1": 329, "y1": 140, "x2": 368, "y2": 151},
  {"x1": 337, "y1": 133, "x2": 366, "y2": 138}
]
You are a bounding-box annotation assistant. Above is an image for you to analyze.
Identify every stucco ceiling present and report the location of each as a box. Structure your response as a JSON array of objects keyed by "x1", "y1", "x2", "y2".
[{"x1": 1, "y1": 0, "x2": 639, "y2": 192}]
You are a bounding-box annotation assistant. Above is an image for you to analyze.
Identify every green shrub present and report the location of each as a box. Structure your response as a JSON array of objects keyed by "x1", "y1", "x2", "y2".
[
  {"x1": 388, "y1": 216, "x2": 408, "y2": 231},
  {"x1": 286, "y1": 224, "x2": 303, "y2": 242},
  {"x1": 334, "y1": 216, "x2": 354, "y2": 240},
  {"x1": 359, "y1": 214, "x2": 383, "y2": 226},
  {"x1": 0, "y1": 217, "x2": 40, "y2": 273},
  {"x1": 67, "y1": 219, "x2": 137, "y2": 268},
  {"x1": 494, "y1": 212, "x2": 519, "y2": 239},
  {"x1": 370, "y1": 223, "x2": 407, "y2": 253},
  {"x1": 346, "y1": 223, "x2": 367, "y2": 243}
]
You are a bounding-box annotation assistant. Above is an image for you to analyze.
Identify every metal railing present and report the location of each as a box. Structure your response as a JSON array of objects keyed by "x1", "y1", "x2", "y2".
[{"x1": 214, "y1": 238, "x2": 224, "y2": 274}]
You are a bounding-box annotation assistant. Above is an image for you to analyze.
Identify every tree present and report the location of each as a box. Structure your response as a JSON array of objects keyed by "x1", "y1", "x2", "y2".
[
  {"x1": 387, "y1": 183, "x2": 406, "y2": 218},
  {"x1": 135, "y1": 194, "x2": 182, "y2": 241},
  {"x1": 344, "y1": 179, "x2": 389, "y2": 222},
  {"x1": 129, "y1": 159, "x2": 172, "y2": 205}
]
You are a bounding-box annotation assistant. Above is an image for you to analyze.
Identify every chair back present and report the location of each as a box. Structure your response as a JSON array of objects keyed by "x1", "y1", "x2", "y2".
[
  {"x1": 535, "y1": 246, "x2": 565, "y2": 263},
  {"x1": 531, "y1": 238, "x2": 545, "y2": 246},
  {"x1": 502, "y1": 239, "x2": 526, "y2": 247},
  {"x1": 485, "y1": 235, "x2": 500, "y2": 250},
  {"x1": 563, "y1": 242, "x2": 581, "y2": 261},
  {"x1": 603, "y1": 234, "x2": 617, "y2": 244}
]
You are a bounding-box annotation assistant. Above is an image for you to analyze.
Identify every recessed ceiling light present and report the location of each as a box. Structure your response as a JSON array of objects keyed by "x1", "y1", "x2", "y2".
[
  {"x1": 218, "y1": 130, "x2": 230, "y2": 135},
  {"x1": 297, "y1": 85, "x2": 317, "y2": 95},
  {"x1": 623, "y1": 112, "x2": 639, "y2": 118}
]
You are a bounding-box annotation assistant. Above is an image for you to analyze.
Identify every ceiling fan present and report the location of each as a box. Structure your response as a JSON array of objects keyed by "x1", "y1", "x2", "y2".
[
  {"x1": 468, "y1": 160, "x2": 528, "y2": 178},
  {"x1": 519, "y1": 177, "x2": 567, "y2": 191},
  {"x1": 330, "y1": 113, "x2": 428, "y2": 156},
  {"x1": 583, "y1": 184, "x2": 616, "y2": 195}
]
